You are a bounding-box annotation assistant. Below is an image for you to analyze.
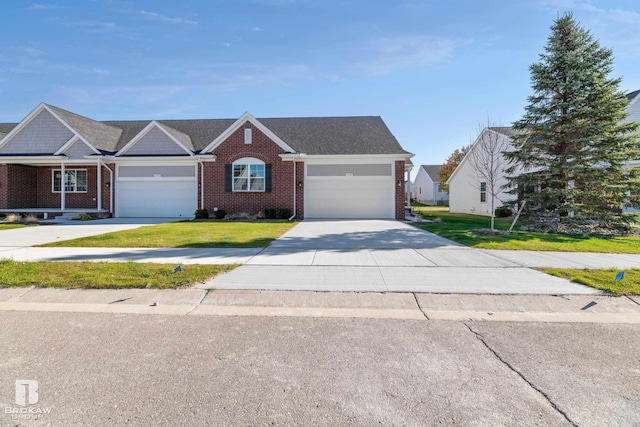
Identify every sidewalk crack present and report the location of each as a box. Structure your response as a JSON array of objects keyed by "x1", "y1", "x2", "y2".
[
  {"x1": 412, "y1": 293, "x2": 429, "y2": 320},
  {"x1": 185, "y1": 289, "x2": 209, "y2": 315},
  {"x1": 626, "y1": 295, "x2": 640, "y2": 307},
  {"x1": 464, "y1": 322, "x2": 578, "y2": 427}
]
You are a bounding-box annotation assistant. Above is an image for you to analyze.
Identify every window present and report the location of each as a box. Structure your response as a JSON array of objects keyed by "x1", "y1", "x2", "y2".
[
  {"x1": 53, "y1": 169, "x2": 87, "y2": 193},
  {"x1": 480, "y1": 181, "x2": 487, "y2": 203},
  {"x1": 233, "y1": 159, "x2": 265, "y2": 191},
  {"x1": 244, "y1": 128, "x2": 252, "y2": 145},
  {"x1": 436, "y1": 183, "x2": 442, "y2": 193}
]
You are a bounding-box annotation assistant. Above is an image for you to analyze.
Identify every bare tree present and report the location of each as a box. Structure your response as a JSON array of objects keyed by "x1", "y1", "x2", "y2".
[{"x1": 468, "y1": 120, "x2": 512, "y2": 230}]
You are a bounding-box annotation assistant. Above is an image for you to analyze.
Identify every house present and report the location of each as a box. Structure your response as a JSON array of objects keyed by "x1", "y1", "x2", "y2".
[
  {"x1": 413, "y1": 165, "x2": 449, "y2": 205},
  {"x1": 448, "y1": 89, "x2": 640, "y2": 216},
  {"x1": 447, "y1": 127, "x2": 517, "y2": 216},
  {"x1": 0, "y1": 103, "x2": 413, "y2": 220}
]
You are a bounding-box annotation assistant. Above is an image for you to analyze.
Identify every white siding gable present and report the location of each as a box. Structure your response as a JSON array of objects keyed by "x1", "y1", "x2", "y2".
[
  {"x1": 627, "y1": 96, "x2": 640, "y2": 124},
  {"x1": 0, "y1": 109, "x2": 74, "y2": 154},
  {"x1": 121, "y1": 127, "x2": 190, "y2": 156},
  {"x1": 413, "y1": 167, "x2": 435, "y2": 204}
]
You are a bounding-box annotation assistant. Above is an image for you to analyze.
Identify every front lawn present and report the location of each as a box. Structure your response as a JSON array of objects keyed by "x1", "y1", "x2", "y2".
[
  {"x1": 413, "y1": 205, "x2": 640, "y2": 254},
  {"x1": 540, "y1": 268, "x2": 640, "y2": 295},
  {"x1": 40, "y1": 220, "x2": 298, "y2": 248},
  {"x1": 0, "y1": 260, "x2": 237, "y2": 289},
  {"x1": 0, "y1": 223, "x2": 26, "y2": 231}
]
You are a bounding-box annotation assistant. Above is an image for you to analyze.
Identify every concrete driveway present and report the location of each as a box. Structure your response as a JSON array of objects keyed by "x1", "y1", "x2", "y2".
[
  {"x1": 0, "y1": 217, "x2": 182, "y2": 247},
  {"x1": 209, "y1": 220, "x2": 600, "y2": 294}
]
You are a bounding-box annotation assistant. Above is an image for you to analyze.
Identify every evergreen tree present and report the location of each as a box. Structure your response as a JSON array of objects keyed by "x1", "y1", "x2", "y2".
[{"x1": 505, "y1": 12, "x2": 640, "y2": 224}]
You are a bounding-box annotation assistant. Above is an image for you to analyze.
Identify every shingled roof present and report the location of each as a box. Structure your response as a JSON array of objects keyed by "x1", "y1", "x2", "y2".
[
  {"x1": 47, "y1": 104, "x2": 123, "y2": 152},
  {"x1": 420, "y1": 165, "x2": 442, "y2": 182},
  {"x1": 626, "y1": 89, "x2": 640, "y2": 101}
]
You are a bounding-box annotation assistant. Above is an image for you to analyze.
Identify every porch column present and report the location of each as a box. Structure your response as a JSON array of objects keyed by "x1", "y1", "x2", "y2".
[
  {"x1": 60, "y1": 162, "x2": 65, "y2": 211},
  {"x1": 97, "y1": 162, "x2": 102, "y2": 211}
]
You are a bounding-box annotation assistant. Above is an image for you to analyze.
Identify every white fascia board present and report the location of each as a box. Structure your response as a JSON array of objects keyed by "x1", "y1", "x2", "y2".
[
  {"x1": 0, "y1": 156, "x2": 99, "y2": 165},
  {"x1": 446, "y1": 132, "x2": 482, "y2": 185},
  {"x1": 297, "y1": 153, "x2": 412, "y2": 162},
  {"x1": 116, "y1": 121, "x2": 194, "y2": 156},
  {"x1": 202, "y1": 112, "x2": 296, "y2": 154},
  {"x1": 101, "y1": 156, "x2": 200, "y2": 164},
  {"x1": 55, "y1": 135, "x2": 101, "y2": 156}
]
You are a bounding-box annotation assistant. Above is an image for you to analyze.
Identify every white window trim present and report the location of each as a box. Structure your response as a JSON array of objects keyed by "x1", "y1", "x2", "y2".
[
  {"x1": 52, "y1": 169, "x2": 88, "y2": 193},
  {"x1": 232, "y1": 157, "x2": 265, "y2": 192}
]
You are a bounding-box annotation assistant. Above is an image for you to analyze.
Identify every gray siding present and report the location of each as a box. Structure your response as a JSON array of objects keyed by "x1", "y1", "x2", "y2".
[
  {"x1": 123, "y1": 127, "x2": 190, "y2": 156},
  {"x1": 63, "y1": 139, "x2": 96, "y2": 158},
  {"x1": 0, "y1": 110, "x2": 74, "y2": 154},
  {"x1": 307, "y1": 164, "x2": 392, "y2": 177},
  {"x1": 118, "y1": 165, "x2": 196, "y2": 178}
]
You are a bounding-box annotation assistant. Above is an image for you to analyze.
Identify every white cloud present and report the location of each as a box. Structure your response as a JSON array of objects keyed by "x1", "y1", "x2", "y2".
[
  {"x1": 535, "y1": 0, "x2": 602, "y2": 12},
  {"x1": 356, "y1": 35, "x2": 468, "y2": 75},
  {"x1": 251, "y1": 26, "x2": 264, "y2": 32},
  {"x1": 68, "y1": 21, "x2": 117, "y2": 33},
  {"x1": 92, "y1": 68, "x2": 111, "y2": 76},
  {"x1": 139, "y1": 10, "x2": 198, "y2": 25},
  {"x1": 29, "y1": 3, "x2": 64, "y2": 10}
]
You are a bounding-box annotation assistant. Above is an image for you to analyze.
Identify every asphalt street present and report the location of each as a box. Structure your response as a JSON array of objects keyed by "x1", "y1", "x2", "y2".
[{"x1": 1, "y1": 311, "x2": 638, "y2": 426}]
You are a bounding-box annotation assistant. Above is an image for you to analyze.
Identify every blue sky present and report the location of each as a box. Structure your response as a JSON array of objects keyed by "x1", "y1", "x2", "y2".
[{"x1": 1, "y1": 0, "x2": 639, "y2": 179}]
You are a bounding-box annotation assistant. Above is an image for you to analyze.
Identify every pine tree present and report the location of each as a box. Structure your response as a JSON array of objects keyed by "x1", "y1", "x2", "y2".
[{"x1": 505, "y1": 13, "x2": 640, "y2": 224}]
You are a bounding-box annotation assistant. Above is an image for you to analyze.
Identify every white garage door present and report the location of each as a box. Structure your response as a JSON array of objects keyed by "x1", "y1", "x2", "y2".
[
  {"x1": 116, "y1": 165, "x2": 197, "y2": 218},
  {"x1": 304, "y1": 163, "x2": 395, "y2": 219}
]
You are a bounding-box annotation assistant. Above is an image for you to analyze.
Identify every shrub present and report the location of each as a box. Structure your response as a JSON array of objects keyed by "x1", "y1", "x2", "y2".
[
  {"x1": 76, "y1": 213, "x2": 93, "y2": 221},
  {"x1": 278, "y1": 208, "x2": 292, "y2": 219},
  {"x1": 5, "y1": 213, "x2": 20, "y2": 223},
  {"x1": 495, "y1": 205, "x2": 512, "y2": 218},
  {"x1": 194, "y1": 209, "x2": 209, "y2": 219},
  {"x1": 264, "y1": 208, "x2": 277, "y2": 219},
  {"x1": 213, "y1": 209, "x2": 226, "y2": 220},
  {"x1": 22, "y1": 215, "x2": 39, "y2": 224}
]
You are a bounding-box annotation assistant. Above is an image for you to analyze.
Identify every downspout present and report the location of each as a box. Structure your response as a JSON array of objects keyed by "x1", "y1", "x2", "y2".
[
  {"x1": 96, "y1": 160, "x2": 102, "y2": 211},
  {"x1": 60, "y1": 161, "x2": 65, "y2": 211},
  {"x1": 288, "y1": 157, "x2": 297, "y2": 221}
]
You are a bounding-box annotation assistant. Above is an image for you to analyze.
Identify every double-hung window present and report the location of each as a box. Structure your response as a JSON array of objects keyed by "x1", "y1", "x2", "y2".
[
  {"x1": 53, "y1": 170, "x2": 87, "y2": 193},
  {"x1": 233, "y1": 159, "x2": 265, "y2": 192}
]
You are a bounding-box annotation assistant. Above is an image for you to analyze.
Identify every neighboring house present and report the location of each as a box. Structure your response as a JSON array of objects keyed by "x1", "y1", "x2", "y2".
[
  {"x1": 448, "y1": 90, "x2": 640, "y2": 216},
  {"x1": 0, "y1": 104, "x2": 413, "y2": 219},
  {"x1": 413, "y1": 165, "x2": 449, "y2": 205},
  {"x1": 447, "y1": 127, "x2": 517, "y2": 216}
]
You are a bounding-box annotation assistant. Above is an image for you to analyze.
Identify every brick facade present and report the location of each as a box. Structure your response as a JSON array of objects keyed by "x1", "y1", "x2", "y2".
[
  {"x1": 203, "y1": 122, "x2": 304, "y2": 219},
  {"x1": 395, "y1": 160, "x2": 406, "y2": 220}
]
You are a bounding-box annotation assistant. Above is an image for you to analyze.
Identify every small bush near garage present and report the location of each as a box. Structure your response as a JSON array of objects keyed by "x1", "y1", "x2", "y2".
[
  {"x1": 265, "y1": 208, "x2": 277, "y2": 219},
  {"x1": 278, "y1": 208, "x2": 292, "y2": 219},
  {"x1": 213, "y1": 209, "x2": 226, "y2": 219},
  {"x1": 194, "y1": 209, "x2": 209, "y2": 219}
]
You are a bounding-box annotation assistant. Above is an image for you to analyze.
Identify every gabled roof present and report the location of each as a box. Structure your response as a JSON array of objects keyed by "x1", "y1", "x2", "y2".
[
  {"x1": 488, "y1": 127, "x2": 520, "y2": 137},
  {"x1": 0, "y1": 105, "x2": 411, "y2": 157},
  {"x1": 46, "y1": 104, "x2": 123, "y2": 152},
  {"x1": 420, "y1": 165, "x2": 442, "y2": 183},
  {"x1": 626, "y1": 89, "x2": 640, "y2": 101}
]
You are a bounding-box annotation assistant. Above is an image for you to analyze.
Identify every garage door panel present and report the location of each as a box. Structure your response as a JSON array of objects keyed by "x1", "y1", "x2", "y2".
[
  {"x1": 305, "y1": 178, "x2": 394, "y2": 219},
  {"x1": 118, "y1": 181, "x2": 197, "y2": 218}
]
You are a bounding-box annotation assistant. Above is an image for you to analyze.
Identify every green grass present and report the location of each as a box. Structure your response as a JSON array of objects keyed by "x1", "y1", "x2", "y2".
[
  {"x1": 540, "y1": 268, "x2": 640, "y2": 295},
  {"x1": 0, "y1": 223, "x2": 26, "y2": 231},
  {"x1": 0, "y1": 260, "x2": 237, "y2": 289},
  {"x1": 412, "y1": 205, "x2": 640, "y2": 253},
  {"x1": 40, "y1": 220, "x2": 298, "y2": 248}
]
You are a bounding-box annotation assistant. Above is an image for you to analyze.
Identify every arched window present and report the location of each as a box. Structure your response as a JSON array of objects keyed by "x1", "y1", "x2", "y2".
[{"x1": 232, "y1": 157, "x2": 265, "y2": 192}]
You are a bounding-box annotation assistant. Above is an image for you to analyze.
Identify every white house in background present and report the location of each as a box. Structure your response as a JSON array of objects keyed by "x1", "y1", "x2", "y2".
[
  {"x1": 447, "y1": 127, "x2": 516, "y2": 216},
  {"x1": 447, "y1": 90, "x2": 640, "y2": 216},
  {"x1": 413, "y1": 165, "x2": 449, "y2": 205}
]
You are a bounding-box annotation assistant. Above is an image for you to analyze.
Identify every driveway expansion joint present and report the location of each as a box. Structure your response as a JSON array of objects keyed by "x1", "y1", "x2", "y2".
[{"x1": 463, "y1": 322, "x2": 579, "y2": 427}]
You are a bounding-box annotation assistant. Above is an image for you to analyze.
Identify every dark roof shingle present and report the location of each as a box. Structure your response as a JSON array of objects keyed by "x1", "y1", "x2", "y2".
[{"x1": 420, "y1": 165, "x2": 442, "y2": 182}]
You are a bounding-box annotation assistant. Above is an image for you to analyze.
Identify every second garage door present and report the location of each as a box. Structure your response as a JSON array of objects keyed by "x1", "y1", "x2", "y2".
[{"x1": 304, "y1": 163, "x2": 395, "y2": 219}]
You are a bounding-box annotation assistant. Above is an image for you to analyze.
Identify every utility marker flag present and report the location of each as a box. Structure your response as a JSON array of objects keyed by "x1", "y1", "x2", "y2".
[
  {"x1": 174, "y1": 265, "x2": 183, "y2": 273},
  {"x1": 615, "y1": 271, "x2": 624, "y2": 281}
]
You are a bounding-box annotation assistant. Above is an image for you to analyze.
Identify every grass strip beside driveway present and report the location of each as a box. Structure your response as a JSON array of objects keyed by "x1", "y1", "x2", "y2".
[
  {"x1": 539, "y1": 268, "x2": 640, "y2": 295},
  {"x1": 39, "y1": 221, "x2": 298, "y2": 248},
  {"x1": 0, "y1": 260, "x2": 237, "y2": 289},
  {"x1": 0, "y1": 224, "x2": 26, "y2": 231},
  {"x1": 413, "y1": 206, "x2": 640, "y2": 254}
]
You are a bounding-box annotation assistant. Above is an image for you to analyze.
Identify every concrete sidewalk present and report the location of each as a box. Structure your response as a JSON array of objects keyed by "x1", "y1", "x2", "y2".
[{"x1": 1, "y1": 287, "x2": 639, "y2": 323}]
